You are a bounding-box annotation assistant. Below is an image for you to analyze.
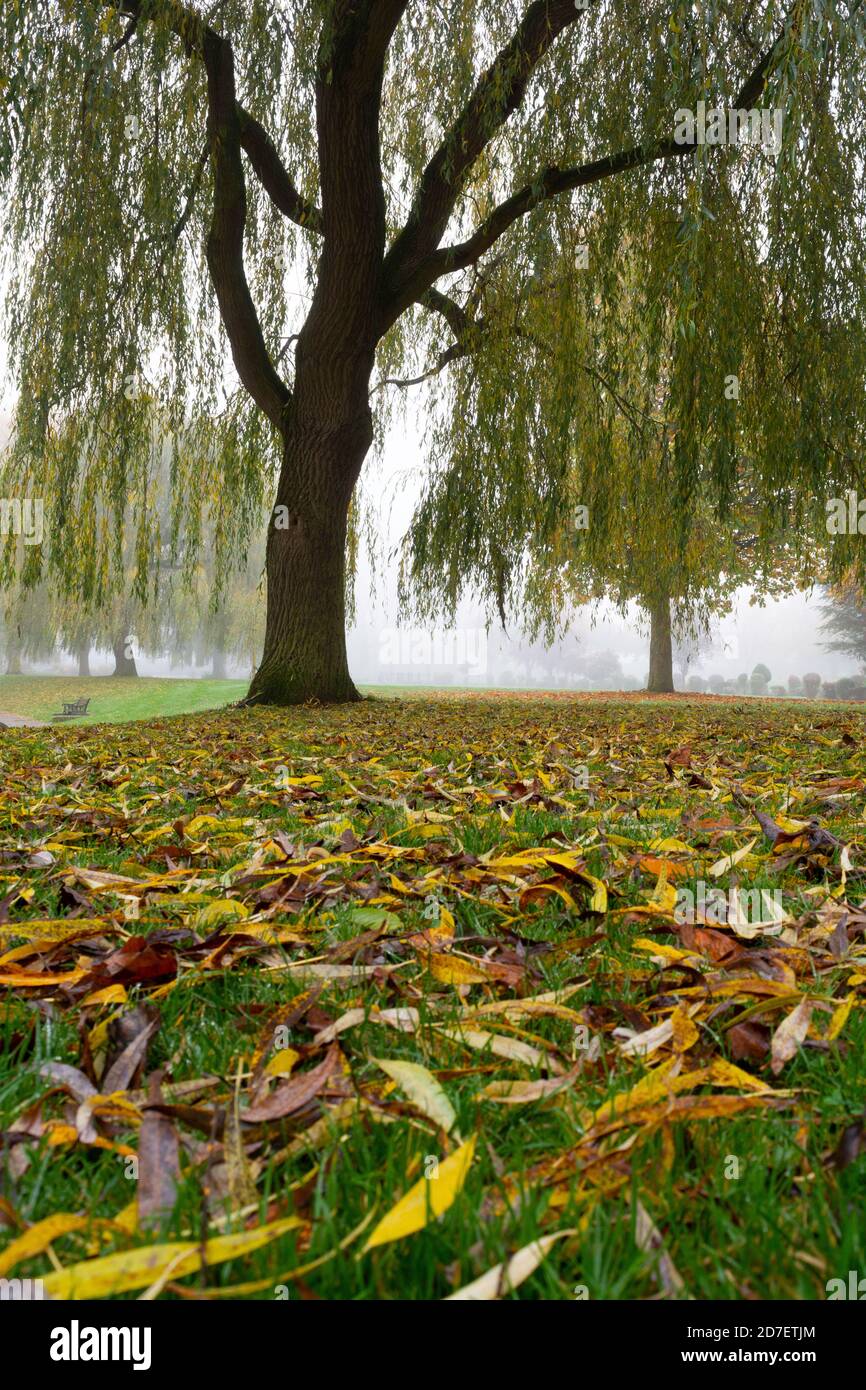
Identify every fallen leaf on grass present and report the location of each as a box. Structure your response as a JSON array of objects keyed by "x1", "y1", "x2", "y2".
[
  {"x1": 372, "y1": 1058, "x2": 458, "y2": 1134},
  {"x1": 444, "y1": 1228, "x2": 575, "y2": 1300},
  {"x1": 363, "y1": 1135, "x2": 476, "y2": 1252},
  {"x1": 244, "y1": 1045, "x2": 342, "y2": 1123},
  {"x1": 40, "y1": 1215, "x2": 302, "y2": 1299},
  {"x1": 771, "y1": 998, "x2": 814, "y2": 1075},
  {"x1": 0, "y1": 1212, "x2": 88, "y2": 1278}
]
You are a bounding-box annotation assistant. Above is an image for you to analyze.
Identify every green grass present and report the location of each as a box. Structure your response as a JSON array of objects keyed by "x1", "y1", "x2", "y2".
[
  {"x1": 0, "y1": 675, "x2": 248, "y2": 725},
  {"x1": 0, "y1": 695, "x2": 864, "y2": 1300}
]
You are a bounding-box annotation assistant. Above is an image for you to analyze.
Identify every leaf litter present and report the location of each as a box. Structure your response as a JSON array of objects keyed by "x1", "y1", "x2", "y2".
[{"x1": 0, "y1": 695, "x2": 864, "y2": 1298}]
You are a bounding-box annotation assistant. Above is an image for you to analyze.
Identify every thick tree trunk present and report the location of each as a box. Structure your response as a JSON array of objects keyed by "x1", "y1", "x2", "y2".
[
  {"x1": 112, "y1": 637, "x2": 138, "y2": 677},
  {"x1": 212, "y1": 646, "x2": 227, "y2": 679},
  {"x1": 246, "y1": 389, "x2": 372, "y2": 705},
  {"x1": 646, "y1": 597, "x2": 674, "y2": 693},
  {"x1": 77, "y1": 642, "x2": 91, "y2": 678}
]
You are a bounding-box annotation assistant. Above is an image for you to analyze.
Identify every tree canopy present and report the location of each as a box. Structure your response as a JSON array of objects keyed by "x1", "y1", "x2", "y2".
[{"x1": 1, "y1": 2, "x2": 865, "y2": 700}]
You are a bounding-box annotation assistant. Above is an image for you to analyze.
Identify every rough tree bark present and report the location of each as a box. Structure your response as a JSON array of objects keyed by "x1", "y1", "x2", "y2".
[{"x1": 646, "y1": 597, "x2": 674, "y2": 693}]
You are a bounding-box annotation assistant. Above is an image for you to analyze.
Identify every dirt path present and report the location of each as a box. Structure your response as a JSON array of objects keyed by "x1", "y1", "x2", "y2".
[{"x1": 0, "y1": 709, "x2": 48, "y2": 727}]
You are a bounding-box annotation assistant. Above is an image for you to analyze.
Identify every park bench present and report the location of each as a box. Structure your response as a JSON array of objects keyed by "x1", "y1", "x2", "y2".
[{"x1": 51, "y1": 697, "x2": 91, "y2": 722}]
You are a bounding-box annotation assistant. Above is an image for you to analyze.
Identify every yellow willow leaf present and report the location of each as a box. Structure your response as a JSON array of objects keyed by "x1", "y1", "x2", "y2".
[
  {"x1": 518, "y1": 882, "x2": 578, "y2": 912},
  {"x1": 0, "y1": 1212, "x2": 88, "y2": 1278},
  {"x1": 0, "y1": 918, "x2": 110, "y2": 941},
  {"x1": 770, "y1": 998, "x2": 814, "y2": 1075},
  {"x1": 422, "y1": 905, "x2": 455, "y2": 946},
  {"x1": 363, "y1": 1136, "x2": 476, "y2": 1252},
  {"x1": 707, "y1": 837, "x2": 758, "y2": 878},
  {"x1": 591, "y1": 1060, "x2": 701, "y2": 1127},
  {"x1": 444, "y1": 1229, "x2": 575, "y2": 1300},
  {"x1": 194, "y1": 898, "x2": 251, "y2": 929},
  {"x1": 545, "y1": 856, "x2": 608, "y2": 911},
  {"x1": 671, "y1": 1004, "x2": 700, "y2": 1053},
  {"x1": 826, "y1": 994, "x2": 856, "y2": 1042},
  {"x1": 0, "y1": 968, "x2": 88, "y2": 987},
  {"x1": 435, "y1": 1025, "x2": 549, "y2": 1069},
  {"x1": 464, "y1": 984, "x2": 587, "y2": 1019},
  {"x1": 41, "y1": 1215, "x2": 302, "y2": 1300},
  {"x1": 372, "y1": 1058, "x2": 457, "y2": 1134},
  {"x1": 81, "y1": 984, "x2": 128, "y2": 1008},
  {"x1": 424, "y1": 952, "x2": 490, "y2": 985},
  {"x1": 706, "y1": 1058, "x2": 783, "y2": 1094},
  {"x1": 650, "y1": 875, "x2": 680, "y2": 915},
  {"x1": 263, "y1": 1047, "x2": 300, "y2": 1077},
  {"x1": 632, "y1": 938, "x2": 699, "y2": 965},
  {"x1": 648, "y1": 837, "x2": 692, "y2": 854}
]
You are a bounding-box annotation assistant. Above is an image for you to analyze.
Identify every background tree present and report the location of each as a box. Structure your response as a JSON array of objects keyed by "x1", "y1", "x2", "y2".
[
  {"x1": 3, "y1": 3, "x2": 866, "y2": 703},
  {"x1": 820, "y1": 584, "x2": 866, "y2": 669},
  {"x1": 750, "y1": 661, "x2": 771, "y2": 696}
]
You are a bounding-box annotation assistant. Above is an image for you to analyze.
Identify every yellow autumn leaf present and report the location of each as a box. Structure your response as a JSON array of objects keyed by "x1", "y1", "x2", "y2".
[
  {"x1": 263, "y1": 1047, "x2": 300, "y2": 1077},
  {"x1": 363, "y1": 1135, "x2": 476, "y2": 1252},
  {"x1": 41, "y1": 1215, "x2": 302, "y2": 1300},
  {"x1": 708, "y1": 837, "x2": 758, "y2": 877},
  {"x1": 195, "y1": 898, "x2": 251, "y2": 929},
  {"x1": 0, "y1": 1212, "x2": 88, "y2": 1278},
  {"x1": 826, "y1": 994, "x2": 855, "y2": 1042},
  {"x1": 424, "y1": 952, "x2": 490, "y2": 985}
]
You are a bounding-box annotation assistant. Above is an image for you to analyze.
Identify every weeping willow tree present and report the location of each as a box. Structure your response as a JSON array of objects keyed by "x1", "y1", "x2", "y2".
[
  {"x1": 402, "y1": 243, "x2": 830, "y2": 692},
  {"x1": 1, "y1": 2, "x2": 865, "y2": 703}
]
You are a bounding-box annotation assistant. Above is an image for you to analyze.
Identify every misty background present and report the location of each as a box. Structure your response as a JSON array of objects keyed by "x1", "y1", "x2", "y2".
[{"x1": 0, "y1": 326, "x2": 850, "y2": 691}]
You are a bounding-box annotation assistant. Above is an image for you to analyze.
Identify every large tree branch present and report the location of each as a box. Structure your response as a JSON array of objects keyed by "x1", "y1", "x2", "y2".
[
  {"x1": 108, "y1": 1, "x2": 293, "y2": 425},
  {"x1": 382, "y1": 17, "x2": 787, "y2": 330},
  {"x1": 202, "y1": 28, "x2": 290, "y2": 427},
  {"x1": 237, "y1": 108, "x2": 322, "y2": 233},
  {"x1": 109, "y1": 2, "x2": 318, "y2": 232},
  {"x1": 384, "y1": 0, "x2": 586, "y2": 299}
]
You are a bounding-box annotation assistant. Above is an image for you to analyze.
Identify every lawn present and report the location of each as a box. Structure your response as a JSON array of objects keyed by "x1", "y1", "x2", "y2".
[
  {"x1": 0, "y1": 694, "x2": 863, "y2": 1300},
  {"x1": 0, "y1": 675, "x2": 249, "y2": 725}
]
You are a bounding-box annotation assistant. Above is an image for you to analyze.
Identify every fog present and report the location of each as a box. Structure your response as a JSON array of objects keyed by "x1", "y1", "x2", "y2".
[{"x1": 0, "y1": 348, "x2": 855, "y2": 694}]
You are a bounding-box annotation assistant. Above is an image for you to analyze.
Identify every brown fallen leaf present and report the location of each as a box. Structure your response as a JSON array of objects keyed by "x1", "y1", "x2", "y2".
[
  {"x1": 138, "y1": 1072, "x2": 181, "y2": 1230},
  {"x1": 101, "y1": 1014, "x2": 160, "y2": 1094},
  {"x1": 243, "y1": 1045, "x2": 342, "y2": 1123},
  {"x1": 727, "y1": 1020, "x2": 771, "y2": 1062}
]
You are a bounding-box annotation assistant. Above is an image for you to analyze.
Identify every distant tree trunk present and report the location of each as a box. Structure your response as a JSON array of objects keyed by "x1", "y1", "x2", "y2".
[
  {"x1": 212, "y1": 645, "x2": 227, "y2": 678},
  {"x1": 77, "y1": 641, "x2": 91, "y2": 677},
  {"x1": 646, "y1": 598, "x2": 674, "y2": 693},
  {"x1": 112, "y1": 637, "x2": 138, "y2": 677},
  {"x1": 5, "y1": 631, "x2": 22, "y2": 676}
]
